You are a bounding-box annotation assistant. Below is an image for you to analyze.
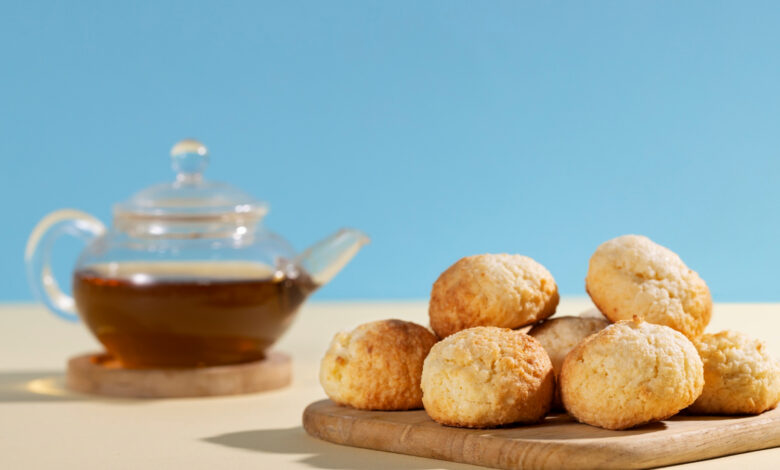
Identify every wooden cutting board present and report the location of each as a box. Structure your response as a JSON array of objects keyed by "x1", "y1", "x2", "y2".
[{"x1": 303, "y1": 399, "x2": 780, "y2": 469}]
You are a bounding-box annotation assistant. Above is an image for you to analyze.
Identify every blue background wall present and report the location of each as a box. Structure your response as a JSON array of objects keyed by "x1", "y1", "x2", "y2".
[{"x1": 2, "y1": 1, "x2": 779, "y2": 302}]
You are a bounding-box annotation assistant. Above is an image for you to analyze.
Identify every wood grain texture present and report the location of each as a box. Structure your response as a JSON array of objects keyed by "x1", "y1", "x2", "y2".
[
  {"x1": 67, "y1": 351, "x2": 291, "y2": 398},
  {"x1": 303, "y1": 399, "x2": 780, "y2": 470}
]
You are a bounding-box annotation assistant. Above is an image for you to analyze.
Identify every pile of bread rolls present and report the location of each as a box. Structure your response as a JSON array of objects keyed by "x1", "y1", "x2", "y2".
[{"x1": 319, "y1": 234, "x2": 780, "y2": 430}]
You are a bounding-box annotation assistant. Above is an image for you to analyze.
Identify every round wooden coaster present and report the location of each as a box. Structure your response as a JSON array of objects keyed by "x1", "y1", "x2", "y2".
[{"x1": 66, "y1": 351, "x2": 292, "y2": 398}]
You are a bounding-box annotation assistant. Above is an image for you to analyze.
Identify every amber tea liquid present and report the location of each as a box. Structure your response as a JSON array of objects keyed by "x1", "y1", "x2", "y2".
[{"x1": 72, "y1": 262, "x2": 317, "y2": 368}]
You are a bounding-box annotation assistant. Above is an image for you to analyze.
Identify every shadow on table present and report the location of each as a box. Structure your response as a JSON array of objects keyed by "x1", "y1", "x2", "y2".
[{"x1": 203, "y1": 426, "x2": 481, "y2": 470}]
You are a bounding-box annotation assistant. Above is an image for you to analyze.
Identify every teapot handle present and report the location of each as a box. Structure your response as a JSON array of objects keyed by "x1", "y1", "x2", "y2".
[{"x1": 25, "y1": 209, "x2": 106, "y2": 322}]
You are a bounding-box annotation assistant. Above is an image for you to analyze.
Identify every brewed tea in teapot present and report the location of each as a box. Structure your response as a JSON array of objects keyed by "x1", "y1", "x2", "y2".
[
  {"x1": 73, "y1": 262, "x2": 318, "y2": 367},
  {"x1": 26, "y1": 140, "x2": 368, "y2": 368}
]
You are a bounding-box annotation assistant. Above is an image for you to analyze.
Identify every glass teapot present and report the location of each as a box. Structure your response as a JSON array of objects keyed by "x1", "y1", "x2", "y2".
[{"x1": 25, "y1": 139, "x2": 369, "y2": 368}]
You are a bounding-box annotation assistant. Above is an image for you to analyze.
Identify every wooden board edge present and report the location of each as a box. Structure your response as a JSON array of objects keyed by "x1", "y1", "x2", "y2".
[
  {"x1": 302, "y1": 400, "x2": 780, "y2": 470},
  {"x1": 575, "y1": 413, "x2": 780, "y2": 469}
]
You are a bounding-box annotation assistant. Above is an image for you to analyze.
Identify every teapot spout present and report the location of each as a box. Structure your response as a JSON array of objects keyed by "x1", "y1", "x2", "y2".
[{"x1": 296, "y1": 228, "x2": 370, "y2": 286}]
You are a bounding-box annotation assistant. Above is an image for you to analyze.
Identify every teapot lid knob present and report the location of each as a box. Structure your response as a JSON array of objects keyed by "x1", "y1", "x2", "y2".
[{"x1": 170, "y1": 139, "x2": 208, "y2": 182}]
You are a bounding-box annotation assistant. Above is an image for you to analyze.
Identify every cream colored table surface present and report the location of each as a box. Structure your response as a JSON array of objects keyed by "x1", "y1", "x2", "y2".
[{"x1": 1, "y1": 299, "x2": 779, "y2": 470}]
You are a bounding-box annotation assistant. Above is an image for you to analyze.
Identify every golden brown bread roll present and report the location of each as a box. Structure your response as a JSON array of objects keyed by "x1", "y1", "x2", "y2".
[
  {"x1": 560, "y1": 318, "x2": 704, "y2": 430},
  {"x1": 319, "y1": 319, "x2": 437, "y2": 410},
  {"x1": 429, "y1": 254, "x2": 558, "y2": 338},
  {"x1": 688, "y1": 330, "x2": 780, "y2": 415},
  {"x1": 586, "y1": 234, "x2": 712, "y2": 339},
  {"x1": 421, "y1": 326, "x2": 554, "y2": 428}
]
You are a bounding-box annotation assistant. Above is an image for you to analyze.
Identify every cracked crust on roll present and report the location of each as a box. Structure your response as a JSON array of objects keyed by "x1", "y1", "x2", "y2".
[
  {"x1": 585, "y1": 235, "x2": 712, "y2": 339},
  {"x1": 429, "y1": 254, "x2": 559, "y2": 339},
  {"x1": 319, "y1": 319, "x2": 438, "y2": 410},
  {"x1": 421, "y1": 326, "x2": 554, "y2": 428},
  {"x1": 560, "y1": 318, "x2": 704, "y2": 430},
  {"x1": 528, "y1": 316, "x2": 610, "y2": 409},
  {"x1": 688, "y1": 330, "x2": 780, "y2": 415}
]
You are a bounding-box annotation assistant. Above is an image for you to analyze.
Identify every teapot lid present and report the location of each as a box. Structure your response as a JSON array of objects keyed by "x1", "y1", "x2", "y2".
[{"x1": 114, "y1": 139, "x2": 269, "y2": 220}]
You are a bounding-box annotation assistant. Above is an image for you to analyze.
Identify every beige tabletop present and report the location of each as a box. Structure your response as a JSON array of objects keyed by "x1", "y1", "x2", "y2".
[{"x1": 1, "y1": 299, "x2": 779, "y2": 469}]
